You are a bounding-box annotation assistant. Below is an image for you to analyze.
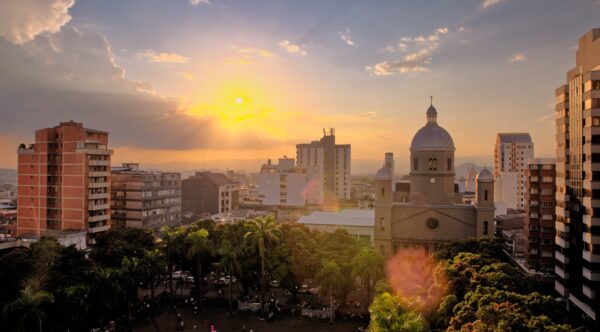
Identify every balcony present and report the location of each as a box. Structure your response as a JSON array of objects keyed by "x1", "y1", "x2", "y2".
[
  {"x1": 555, "y1": 221, "x2": 569, "y2": 233},
  {"x1": 583, "y1": 232, "x2": 600, "y2": 245},
  {"x1": 583, "y1": 250, "x2": 600, "y2": 263},
  {"x1": 89, "y1": 203, "x2": 109, "y2": 211},
  {"x1": 89, "y1": 171, "x2": 110, "y2": 177},
  {"x1": 89, "y1": 193, "x2": 109, "y2": 200},
  {"x1": 583, "y1": 214, "x2": 600, "y2": 227},
  {"x1": 88, "y1": 214, "x2": 109, "y2": 222},
  {"x1": 555, "y1": 251, "x2": 569, "y2": 264},
  {"x1": 88, "y1": 225, "x2": 110, "y2": 233},
  {"x1": 555, "y1": 235, "x2": 569, "y2": 248},
  {"x1": 89, "y1": 160, "x2": 109, "y2": 166},
  {"x1": 582, "y1": 285, "x2": 596, "y2": 300},
  {"x1": 555, "y1": 266, "x2": 569, "y2": 279},
  {"x1": 583, "y1": 267, "x2": 600, "y2": 281},
  {"x1": 89, "y1": 182, "x2": 109, "y2": 188},
  {"x1": 555, "y1": 280, "x2": 568, "y2": 297}
]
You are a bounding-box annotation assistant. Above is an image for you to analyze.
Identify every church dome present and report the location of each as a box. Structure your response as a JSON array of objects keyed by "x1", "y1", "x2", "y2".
[
  {"x1": 410, "y1": 104, "x2": 455, "y2": 151},
  {"x1": 477, "y1": 167, "x2": 493, "y2": 182},
  {"x1": 375, "y1": 165, "x2": 392, "y2": 180}
]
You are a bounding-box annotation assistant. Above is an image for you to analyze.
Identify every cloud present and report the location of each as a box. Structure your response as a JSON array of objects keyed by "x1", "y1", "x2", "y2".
[
  {"x1": 482, "y1": 0, "x2": 502, "y2": 8},
  {"x1": 366, "y1": 48, "x2": 431, "y2": 76},
  {"x1": 0, "y1": 27, "x2": 282, "y2": 150},
  {"x1": 179, "y1": 72, "x2": 197, "y2": 80},
  {"x1": 138, "y1": 50, "x2": 189, "y2": 63},
  {"x1": 508, "y1": 53, "x2": 526, "y2": 62},
  {"x1": 369, "y1": 26, "x2": 453, "y2": 74},
  {"x1": 355, "y1": 111, "x2": 376, "y2": 118},
  {"x1": 0, "y1": 0, "x2": 75, "y2": 44},
  {"x1": 225, "y1": 47, "x2": 275, "y2": 65},
  {"x1": 456, "y1": 26, "x2": 465, "y2": 32},
  {"x1": 279, "y1": 40, "x2": 307, "y2": 55},
  {"x1": 339, "y1": 28, "x2": 355, "y2": 46},
  {"x1": 190, "y1": 0, "x2": 210, "y2": 5}
]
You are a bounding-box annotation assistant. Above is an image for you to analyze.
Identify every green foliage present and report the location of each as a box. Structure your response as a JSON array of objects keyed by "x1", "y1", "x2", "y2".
[
  {"x1": 90, "y1": 227, "x2": 155, "y2": 267},
  {"x1": 3, "y1": 286, "x2": 54, "y2": 332},
  {"x1": 367, "y1": 292, "x2": 430, "y2": 332}
]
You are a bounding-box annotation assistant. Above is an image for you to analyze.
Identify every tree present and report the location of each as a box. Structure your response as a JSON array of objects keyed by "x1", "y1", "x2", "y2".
[
  {"x1": 121, "y1": 256, "x2": 142, "y2": 325},
  {"x1": 219, "y1": 240, "x2": 243, "y2": 314},
  {"x1": 161, "y1": 226, "x2": 187, "y2": 295},
  {"x1": 3, "y1": 286, "x2": 54, "y2": 332},
  {"x1": 186, "y1": 228, "x2": 212, "y2": 306},
  {"x1": 90, "y1": 227, "x2": 155, "y2": 267},
  {"x1": 244, "y1": 216, "x2": 281, "y2": 316},
  {"x1": 316, "y1": 259, "x2": 342, "y2": 324},
  {"x1": 352, "y1": 247, "x2": 385, "y2": 309},
  {"x1": 140, "y1": 249, "x2": 167, "y2": 300},
  {"x1": 367, "y1": 292, "x2": 430, "y2": 332}
]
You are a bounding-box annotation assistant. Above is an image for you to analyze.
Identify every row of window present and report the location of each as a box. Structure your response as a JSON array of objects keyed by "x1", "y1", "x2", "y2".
[{"x1": 413, "y1": 158, "x2": 452, "y2": 171}]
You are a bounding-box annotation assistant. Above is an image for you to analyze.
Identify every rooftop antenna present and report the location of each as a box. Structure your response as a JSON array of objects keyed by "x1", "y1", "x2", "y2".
[{"x1": 430, "y1": 95, "x2": 433, "y2": 106}]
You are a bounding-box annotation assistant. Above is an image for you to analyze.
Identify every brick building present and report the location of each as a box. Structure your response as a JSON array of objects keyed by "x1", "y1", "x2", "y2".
[
  {"x1": 17, "y1": 121, "x2": 112, "y2": 245},
  {"x1": 525, "y1": 158, "x2": 556, "y2": 272},
  {"x1": 182, "y1": 172, "x2": 238, "y2": 216}
]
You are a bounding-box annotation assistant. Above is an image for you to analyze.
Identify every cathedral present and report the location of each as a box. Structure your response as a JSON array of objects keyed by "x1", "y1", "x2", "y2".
[{"x1": 374, "y1": 103, "x2": 495, "y2": 257}]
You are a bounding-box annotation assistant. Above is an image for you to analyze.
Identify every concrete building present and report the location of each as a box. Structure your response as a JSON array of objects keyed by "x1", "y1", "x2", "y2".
[
  {"x1": 296, "y1": 128, "x2": 351, "y2": 207},
  {"x1": 256, "y1": 157, "x2": 308, "y2": 207},
  {"x1": 298, "y1": 209, "x2": 374, "y2": 243},
  {"x1": 374, "y1": 103, "x2": 495, "y2": 257},
  {"x1": 555, "y1": 28, "x2": 600, "y2": 324},
  {"x1": 182, "y1": 171, "x2": 238, "y2": 216},
  {"x1": 111, "y1": 163, "x2": 181, "y2": 231},
  {"x1": 494, "y1": 133, "x2": 534, "y2": 210},
  {"x1": 524, "y1": 158, "x2": 556, "y2": 272},
  {"x1": 16, "y1": 121, "x2": 112, "y2": 245}
]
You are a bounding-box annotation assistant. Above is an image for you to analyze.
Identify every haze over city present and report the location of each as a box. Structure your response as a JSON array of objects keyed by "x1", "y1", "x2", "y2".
[{"x1": 1, "y1": 0, "x2": 600, "y2": 173}]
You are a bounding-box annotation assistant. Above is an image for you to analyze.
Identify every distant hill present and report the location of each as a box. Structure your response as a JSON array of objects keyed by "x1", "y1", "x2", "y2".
[{"x1": 0, "y1": 169, "x2": 16, "y2": 185}]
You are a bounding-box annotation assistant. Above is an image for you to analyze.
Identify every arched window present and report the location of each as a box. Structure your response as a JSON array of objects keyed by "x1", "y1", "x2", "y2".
[
  {"x1": 380, "y1": 217, "x2": 385, "y2": 231},
  {"x1": 413, "y1": 158, "x2": 419, "y2": 171},
  {"x1": 381, "y1": 188, "x2": 385, "y2": 198},
  {"x1": 484, "y1": 190, "x2": 488, "y2": 201},
  {"x1": 483, "y1": 221, "x2": 489, "y2": 235},
  {"x1": 447, "y1": 158, "x2": 452, "y2": 171}
]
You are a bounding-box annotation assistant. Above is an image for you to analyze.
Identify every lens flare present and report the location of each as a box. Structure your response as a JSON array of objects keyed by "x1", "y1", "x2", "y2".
[{"x1": 386, "y1": 247, "x2": 447, "y2": 313}]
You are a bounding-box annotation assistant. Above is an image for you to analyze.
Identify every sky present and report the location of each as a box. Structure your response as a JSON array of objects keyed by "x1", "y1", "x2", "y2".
[{"x1": 0, "y1": 0, "x2": 599, "y2": 174}]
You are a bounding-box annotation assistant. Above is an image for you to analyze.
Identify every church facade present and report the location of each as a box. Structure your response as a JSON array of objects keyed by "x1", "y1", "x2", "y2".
[{"x1": 374, "y1": 103, "x2": 495, "y2": 257}]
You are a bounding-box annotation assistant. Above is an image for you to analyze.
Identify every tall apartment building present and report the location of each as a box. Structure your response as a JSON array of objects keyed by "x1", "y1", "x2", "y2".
[
  {"x1": 182, "y1": 172, "x2": 239, "y2": 216},
  {"x1": 525, "y1": 158, "x2": 556, "y2": 272},
  {"x1": 111, "y1": 163, "x2": 181, "y2": 231},
  {"x1": 494, "y1": 133, "x2": 534, "y2": 210},
  {"x1": 17, "y1": 121, "x2": 112, "y2": 245},
  {"x1": 256, "y1": 157, "x2": 309, "y2": 207},
  {"x1": 296, "y1": 128, "x2": 351, "y2": 207},
  {"x1": 555, "y1": 28, "x2": 600, "y2": 325}
]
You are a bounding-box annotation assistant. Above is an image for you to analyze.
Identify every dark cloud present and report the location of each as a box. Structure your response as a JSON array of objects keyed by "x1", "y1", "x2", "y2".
[{"x1": 0, "y1": 27, "x2": 281, "y2": 150}]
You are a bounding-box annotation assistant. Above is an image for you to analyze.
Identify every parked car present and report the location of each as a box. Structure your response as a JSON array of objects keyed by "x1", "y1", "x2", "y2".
[
  {"x1": 298, "y1": 284, "x2": 309, "y2": 294},
  {"x1": 186, "y1": 275, "x2": 195, "y2": 284},
  {"x1": 269, "y1": 280, "x2": 280, "y2": 288}
]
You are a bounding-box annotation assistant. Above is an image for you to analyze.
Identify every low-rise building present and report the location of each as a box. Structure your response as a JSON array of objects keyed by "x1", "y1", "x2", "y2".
[
  {"x1": 111, "y1": 163, "x2": 181, "y2": 231},
  {"x1": 182, "y1": 171, "x2": 239, "y2": 216},
  {"x1": 256, "y1": 157, "x2": 308, "y2": 207},
  {"x1": 298, "y1": 209, "x2": 374, "y2": 243}
]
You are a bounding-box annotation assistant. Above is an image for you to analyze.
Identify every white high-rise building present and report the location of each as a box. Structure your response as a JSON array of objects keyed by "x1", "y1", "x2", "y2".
[
  {"x1": 296, "y1": 128, "x2": 351, "y2": 207},
  {"x1": 256, "y1": 157, "x2": 317, "y2": 207},
  {"x1": 494, "y1": 133, "x2": 534, "y2": 210}
]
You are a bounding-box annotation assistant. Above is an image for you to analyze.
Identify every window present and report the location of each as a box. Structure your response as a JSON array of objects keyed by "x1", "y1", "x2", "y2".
[
  {"x1": 428, "y1": 158, "x2": 437, "y2": 171},
  {"x1": 413, "y1": 158, "x2": 419, "y2": 171},
  {"x1": 484, "y1": 190, "x2": 488, "y2": 201},
  {"x1": 380, "y1": 217, "x2": 385, "y2": 231},
  {"x1": 447, "y1": 158, "x2": 452, "y2": 171},
  {"x1": 593, "y1": 80, "x2": 600, "y2": 90},
  {"x1": 592, "y1": 117, "x2": 600, "y2": 127},
  {"x1": 483, "y1": 221, "x2": 489, "y2": 236},
  {"x1": 381, "y1": 188, "x2": 385, "y2": 198}
]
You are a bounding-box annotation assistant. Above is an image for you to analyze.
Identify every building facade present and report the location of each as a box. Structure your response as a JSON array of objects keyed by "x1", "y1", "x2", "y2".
[
  {"x1": 256, "y1": 157, "x2": 308, "y2": 207},
  {"x1": 296, "y1": 128, "x2": 351, "y2": 207},
  {"x1": 17, "y1": 121, "x2": 112, "y2": 245},
  {"x1": 525, "y1": 158, "x2": 556, "y2": 272},
  {"x1": 555, "y1": 28, "x2": 600, "y2": 324},
  {"x1": 111, "y1": 163, "x2": 181, "y2": 231},
  {"x1": 494, "y1": 133, "x2": 534, "y2": 210},
  {"x1": 182, "y1": 172, "x2": 238, "y2": 216},
  {"x1": 374, "y1": 104, "x2": 495, "y2": 257}
]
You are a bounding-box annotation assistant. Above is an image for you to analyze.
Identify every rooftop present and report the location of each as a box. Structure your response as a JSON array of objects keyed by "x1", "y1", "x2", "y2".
[
  {"x1": 298, "y1": 209, "x2": 374, "y2": 227},
  {"x1": 497, "y1": 133, "x2": 532, "y2": 144}
]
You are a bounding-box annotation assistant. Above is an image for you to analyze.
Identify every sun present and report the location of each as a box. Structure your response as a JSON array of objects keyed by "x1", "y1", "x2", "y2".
[{"x1": 235, "y1": 97, "x2": 243, "y2": 105}]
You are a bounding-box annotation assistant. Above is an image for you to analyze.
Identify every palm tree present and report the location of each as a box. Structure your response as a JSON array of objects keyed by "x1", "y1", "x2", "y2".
[
  {"x1": 121, "y1": 256, "x2": 142, "y2": 325},
  {"x1": 244, "y1": 216, "x2": 281, "y2": 316},
  {"x1": 161, "y1": 226, "x2": 186, "y2": 295},
  {"x1": 141, "y1": 249, "x2": 167, "y2": 300},
  {"x1": 351, "y1": 247, "x2": 385, "y2": 310},
  {"x1": 186, "y1": 228, "x2": 212, "y2": 306},
  {"x1": 219, "y1": 240, "x2": 242, "y2": 314},
  {"x1": 316, "y1": 259, "x2": 342, "y2": 325},
  {"x1": 3, "y1": 285, "x2": 54, "y2": 332}
]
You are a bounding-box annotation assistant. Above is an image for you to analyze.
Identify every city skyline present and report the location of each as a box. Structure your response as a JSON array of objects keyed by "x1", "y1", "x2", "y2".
[{"x1": 1, "y1": 0, "x2": 600, "y2": 174}]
